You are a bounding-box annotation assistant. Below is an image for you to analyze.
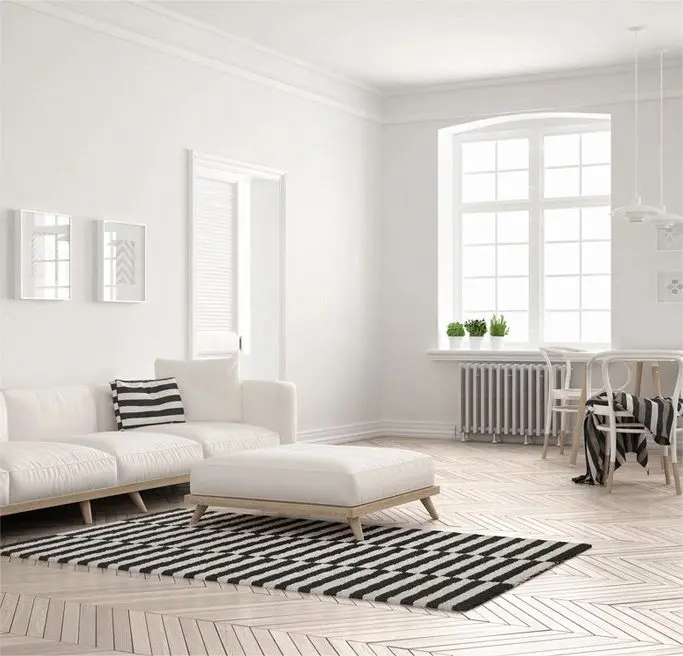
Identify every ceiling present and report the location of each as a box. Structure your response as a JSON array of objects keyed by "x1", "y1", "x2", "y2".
[{"x1": 159, "y1": 1, "x2": 683, "y2": 91}]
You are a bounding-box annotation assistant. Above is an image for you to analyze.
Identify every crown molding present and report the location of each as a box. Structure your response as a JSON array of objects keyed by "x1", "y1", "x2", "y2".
[
  {"x1": 9, "y1": 0, "x2": 382, "y2": 122},
  {"x1": 384, "y1": 53, "x2": 683, "y2": 98},
  {"x1": 139, "y1": 1, "x2": 378, "y2": 95}
]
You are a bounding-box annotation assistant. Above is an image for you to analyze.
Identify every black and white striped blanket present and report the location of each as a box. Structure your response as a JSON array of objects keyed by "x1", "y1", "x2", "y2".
[{"x1": 573, "y1": 392, "x2": 682, "y2": 486}]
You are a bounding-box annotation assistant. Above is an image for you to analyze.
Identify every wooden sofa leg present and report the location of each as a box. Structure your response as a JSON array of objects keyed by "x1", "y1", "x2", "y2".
[
  {"x1": 190, "y1": 504, "x2": 208, "y2": 526},
  {"x1": 348, "y1": 517, "x2": 364, "y2": 542},
  {"x1": 79, "y1": 500, "x2": 93, "y2": 525},
  {"x1": 129, "y1": 492, "x2": 147, "y2": 513},
  {"x1": 420, "y1": 496, "x2": 439, "y2": 520}
]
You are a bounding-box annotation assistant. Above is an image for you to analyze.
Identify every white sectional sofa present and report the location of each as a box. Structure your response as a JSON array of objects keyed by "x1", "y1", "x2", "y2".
[{"x1": 0, "y1": 375, "x2": 296, "y2": 523}]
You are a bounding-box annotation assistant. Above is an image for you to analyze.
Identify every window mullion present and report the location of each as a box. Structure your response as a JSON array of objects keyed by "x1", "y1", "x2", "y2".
[{"x1": 528, "y1": 130, "x2": 542, "y2": 346}]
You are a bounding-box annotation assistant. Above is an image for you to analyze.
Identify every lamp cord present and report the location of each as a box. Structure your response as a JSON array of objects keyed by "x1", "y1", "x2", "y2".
[
  {"x1": 634, "y1": 29, "x2": 640, "y2": 200},
  {"x1": 659, "y1": 50, "x2": 665, "y2": 209}
]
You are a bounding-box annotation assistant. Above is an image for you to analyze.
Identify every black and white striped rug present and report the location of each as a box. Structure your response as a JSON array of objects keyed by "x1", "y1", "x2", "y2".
[{"x1": 0, "y1": 509, "x2": 591, "y2": 611}]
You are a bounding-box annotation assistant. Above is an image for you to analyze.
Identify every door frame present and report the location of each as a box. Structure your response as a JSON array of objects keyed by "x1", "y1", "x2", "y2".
[{"x1": 188, "y1": 150, "x2": 287, "y2": 379}]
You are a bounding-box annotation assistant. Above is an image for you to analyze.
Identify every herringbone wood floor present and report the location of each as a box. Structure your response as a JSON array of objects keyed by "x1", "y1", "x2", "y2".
[{"x1": 1, "y1": 438, "x2": 682, "y2": 655}]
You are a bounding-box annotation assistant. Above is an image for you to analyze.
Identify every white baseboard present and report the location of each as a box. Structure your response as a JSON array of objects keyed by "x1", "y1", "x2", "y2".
[
  {"x1": 298, "y1": 422, "x2": 384, "y2": 444},
  {"x1": 380, "y1": 421, "x2": 456, "y2": 440},
  {"x1": 298, "y1": 421, "x2": 456, "y2": 443}
]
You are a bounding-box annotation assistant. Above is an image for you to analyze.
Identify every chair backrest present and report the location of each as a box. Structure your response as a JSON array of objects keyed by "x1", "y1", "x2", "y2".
[
  {"x1": 539, "y1": 347, "x2": 585, "y2": 390},
  {"x1": 587, "y1": 350, "x2": 683, "y2": 399},
  {"x1": 598, "y1": 350, "x2": 683, "y2": 395},
  {"x1": 588, "y1": 352, "x2": 683, "y2": 441}
]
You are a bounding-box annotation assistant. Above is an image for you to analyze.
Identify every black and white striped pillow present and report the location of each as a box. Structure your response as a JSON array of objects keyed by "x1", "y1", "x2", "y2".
[{"x1": 110, "y1": 378, "x2": 185, "y2": 431}]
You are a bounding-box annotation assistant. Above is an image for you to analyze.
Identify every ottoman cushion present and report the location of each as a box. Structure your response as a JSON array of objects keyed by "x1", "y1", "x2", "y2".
[{"x1": 190, "y1": 444, "x2": 434, "y2": 506}]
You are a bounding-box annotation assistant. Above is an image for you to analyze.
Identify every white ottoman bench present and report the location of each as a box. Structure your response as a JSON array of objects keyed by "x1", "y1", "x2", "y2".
[{"x1": 185, "y1": 444, "x2": 439, "y2": 541}]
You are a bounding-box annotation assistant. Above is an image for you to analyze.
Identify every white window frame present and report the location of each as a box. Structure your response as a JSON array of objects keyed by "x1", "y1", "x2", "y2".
[{"x1": 453, "y1": 118, "x2": 611, "y2": 348}]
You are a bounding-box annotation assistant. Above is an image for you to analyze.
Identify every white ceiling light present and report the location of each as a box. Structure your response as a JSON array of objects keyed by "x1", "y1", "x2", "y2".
[
  {"x1": 611, "y1": 26, "x2": 663, "y2": 223},
  {"x1": 653, "y1": 49, "x2": 683, "y2": 240}
]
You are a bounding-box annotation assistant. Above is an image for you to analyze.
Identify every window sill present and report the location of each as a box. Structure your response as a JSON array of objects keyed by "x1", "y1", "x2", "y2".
[{"x1": 427, "y1": 348, "x2": 603, "y2": 363}]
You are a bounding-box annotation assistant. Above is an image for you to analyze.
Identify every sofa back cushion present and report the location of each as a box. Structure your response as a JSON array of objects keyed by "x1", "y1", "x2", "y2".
[
  {"x1": 0, "y1": 385, "x2": 116, "y2": 442},
  {"x1": 155, "y1": 357, "x2": 242, "y2": 422}
]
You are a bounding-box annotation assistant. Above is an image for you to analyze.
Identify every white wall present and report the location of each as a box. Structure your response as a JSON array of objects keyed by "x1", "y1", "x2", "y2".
[
  {"x1": 0, "y1": 3, "x2": 381, "y2": 435},
  {"x1": 380, "y1": 64, "x2": 683, "y2": 430},
  {"x1": 245, "y1": 178, "x2": 281, "y2": 381}
]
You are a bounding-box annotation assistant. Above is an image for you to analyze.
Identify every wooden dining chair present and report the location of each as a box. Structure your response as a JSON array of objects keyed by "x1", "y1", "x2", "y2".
[
  {"x1": 540, "y1": 347, "x2": 586, "y2": 459},
  {"x1": 588, "y1": 351, "x2": 682, "y2": 495}
]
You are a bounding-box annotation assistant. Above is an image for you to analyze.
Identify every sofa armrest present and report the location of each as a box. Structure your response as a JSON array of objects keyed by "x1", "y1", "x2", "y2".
[{"x1": 241, "y1": 380, "x2": 297, "y2": 444}]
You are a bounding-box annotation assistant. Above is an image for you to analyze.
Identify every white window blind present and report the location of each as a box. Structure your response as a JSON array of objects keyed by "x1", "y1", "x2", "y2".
[{"x1": 190, "y1": 155, "x2": 240, "y2": 358}]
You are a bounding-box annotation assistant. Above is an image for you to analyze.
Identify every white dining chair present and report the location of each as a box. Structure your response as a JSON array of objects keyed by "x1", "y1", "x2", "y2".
[
  {"x1": 540, "y1": 347, "x2": 586, "y2": 459},
  {"x1": 588, "y1": 351, "x2": 682, "y2": 495}
]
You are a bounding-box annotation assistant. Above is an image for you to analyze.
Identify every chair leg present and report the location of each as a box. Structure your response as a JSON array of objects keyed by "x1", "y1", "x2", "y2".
[
  {"x1": 672, "y1": 461, "x2": 682, "y2": 496},
  {"x1": 663, "y1": 455, "x2": 672, "y2": 486},
  {"x1": 542, "y1": 396, "x2": 553, "y2": 460},
  {"x1": 606, "y1": 459, "x2": 616, "y2": 493},
  {"x1": 189, "y1": 504, "x2": 208, "y2": 526},
  {"x1": 558, "y1": 430, "x2": 566, "y2": 456},
  {"x1": 79, "y1": 500, "x2": 93, "y2": 525},
  {"x1": 348, "y1": 517, "x2": 364, "y2": 542},
  {"x1": 420, "y1": 496, "x2": 439, "y2": 520},
  {"x1": 129, "y1": 492, "x2": 147, "y2": 513},
  {"x1": 569, "y1": 381, "x2": 587, "y2": 466}
]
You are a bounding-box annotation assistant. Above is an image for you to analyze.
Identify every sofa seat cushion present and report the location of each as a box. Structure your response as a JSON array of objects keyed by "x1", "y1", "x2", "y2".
[
  {"x1": 0, "y1": 442, "x2": 117, "y2": 505},
  {"x1": 0, "y1": 469, "x2": 9, "y2": 506},
  {"x1": 136, "y1": 422, "x2": 279, "y2": 457},
  {"x1": 190, "y1": 444, "x2": 435, "y2": 506},
  {"x1": 64, "y1": 432, "x2": 203, "y2": 485}
]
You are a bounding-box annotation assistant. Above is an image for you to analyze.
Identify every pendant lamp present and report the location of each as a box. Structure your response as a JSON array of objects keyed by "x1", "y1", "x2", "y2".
[
  {"x1": 651, "y1": 49, "x2": 683, "y2": 239},
  {"x1": 611, "y1": 26, "x2": 663, "y2": 223}
]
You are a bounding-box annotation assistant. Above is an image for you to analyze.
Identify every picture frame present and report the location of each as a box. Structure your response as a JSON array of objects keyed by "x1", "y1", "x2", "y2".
[
  {"x1": 656, "y1": 225, "x2": 683, "y2": 252},
  {"x1": 15, "y1": 209, "x2": 72, "y2": 301},
  {"x1": 657, "y1": 270, "x2": 683, "y2": 303},
  {"x1": 96, "y1": 220, "x2": 147, "y2": 303}
]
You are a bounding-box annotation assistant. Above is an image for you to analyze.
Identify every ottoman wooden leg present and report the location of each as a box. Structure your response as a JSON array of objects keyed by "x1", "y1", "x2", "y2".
[
  {"x1": 348, "y1": 517, "x2": 364, "y2": 542},
  {"x1": 420, "y1": 496, "x2": 439, "y2": 520},
  {"x1": 190, "y1": 504, "x2": 208, "y2": 526}
]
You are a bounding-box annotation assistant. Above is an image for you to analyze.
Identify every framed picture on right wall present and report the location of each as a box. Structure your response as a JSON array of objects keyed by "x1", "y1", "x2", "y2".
[
  {"x1": 657, "y1": 225, "x2": 683, "y2": 251},
  {"x1": 96, "y1": 220, "x2": 146, "y2": 303},
  {"x1": 657, "y1": 271, "x2": 683, "y2": 303}
]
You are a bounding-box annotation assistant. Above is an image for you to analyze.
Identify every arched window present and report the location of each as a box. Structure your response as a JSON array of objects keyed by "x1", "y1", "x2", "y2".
[{"x1": 438, "y1": 113, "x2": 612, "y2": 347}]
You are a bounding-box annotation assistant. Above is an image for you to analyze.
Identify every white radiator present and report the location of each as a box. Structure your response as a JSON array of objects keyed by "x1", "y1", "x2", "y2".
[{"x1": 459, "y1": 362, "x2": 567, "y2": 444}]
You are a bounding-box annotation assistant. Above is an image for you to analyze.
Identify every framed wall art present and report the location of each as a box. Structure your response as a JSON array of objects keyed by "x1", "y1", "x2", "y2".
[
  {"x1": 15, "y1": 209, "x2": 72, "y2": 300},
  {"x1": 657, "y1": 270, "x2": 683, "y2": 303},
  {"x1": 656, "y1": 225, "x2": 683, "y2": 252},
  {"x1": 96, "y1": 220, "x2": 146, "y2": 303}
]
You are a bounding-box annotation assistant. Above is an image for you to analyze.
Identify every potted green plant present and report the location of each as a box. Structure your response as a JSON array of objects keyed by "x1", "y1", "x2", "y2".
[
  {"x1": 446, "y1": 322, "x2": 465, "y2": 349},
  {"x1": 489, "y1": 314, "x2": 510, "y2": 350},
  {"x1": 464, "y1": 318, "x2": 487, "y2": 349}
]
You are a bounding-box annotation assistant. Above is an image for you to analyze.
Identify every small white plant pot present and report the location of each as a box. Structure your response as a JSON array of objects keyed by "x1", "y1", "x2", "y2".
[
  {"x1": 490, "y1": 336, "x2": 505, "y2": 350},
  {"x1": 468, "y1": 336, "x2": 484, "y2": 350},
  {"x1": 448, "y1": 336, "x2": 463, "y2": 349}
]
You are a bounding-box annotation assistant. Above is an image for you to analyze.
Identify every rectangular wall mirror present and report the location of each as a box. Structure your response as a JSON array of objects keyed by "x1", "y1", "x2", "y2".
[
  {"x1": 97, "y1": 220, "x2": 146, "y2": 302},
  {"x1": 15, "y1": 209, "x2": 72, "y2": 300}
]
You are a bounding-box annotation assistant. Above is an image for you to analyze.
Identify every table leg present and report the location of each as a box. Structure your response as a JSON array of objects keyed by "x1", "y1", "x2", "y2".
[
  {"x1": 570, "y1": 377, "x2": 587, "y2": 466},
  {"x1": 652, "y1": 364, "x2": 662, "y2": 395},
  {"x1": 635, "y1": 361, "x2": 643, "y2": 396}
]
